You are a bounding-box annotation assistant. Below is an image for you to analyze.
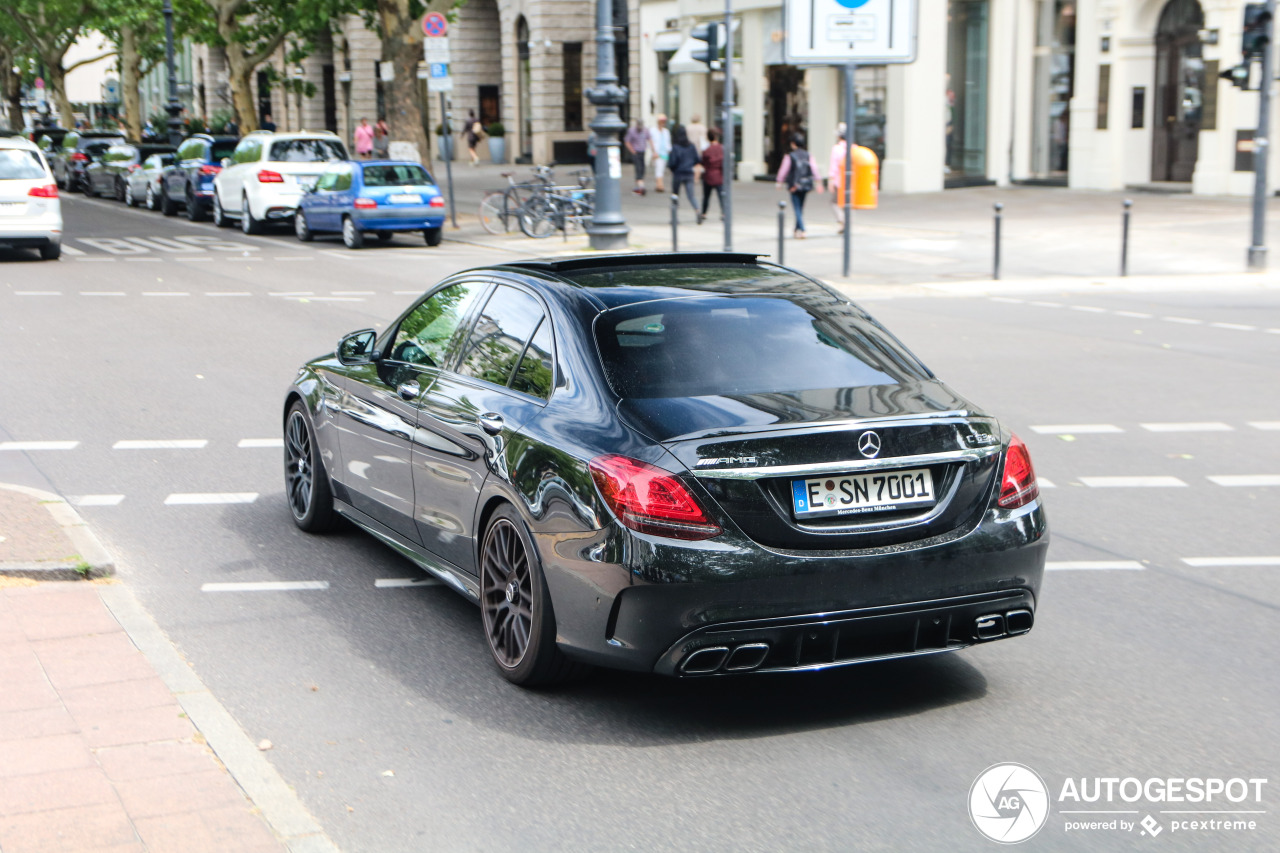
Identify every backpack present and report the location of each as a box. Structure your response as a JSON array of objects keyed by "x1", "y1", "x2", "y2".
[{"x1": 790, "y1": 151, "x2": 815, "y2": 192}]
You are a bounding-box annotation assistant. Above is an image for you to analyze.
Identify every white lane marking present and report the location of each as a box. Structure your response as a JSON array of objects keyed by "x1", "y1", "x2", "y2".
[
  {"x1": 14, "y1": 291, "x2": 61, "y2": 296},
  {"x1": 1029, "y1": 301, "x2": 1063, "y2": 308},
  {"x1": 81, "y1": 291, "x2": 126, "y2": 297},
  {"x1": 280, "y1": 296, "x2": 365, "y2": 302},
  {"x1": 164, "y1": 492, "x2": 259, "y2": 505},
  {"x1": 393, "y1": 290, "x2": 422, "y2": 295},
  {"x1": 1207, "y1": 475, "x2": 1280, "y2": 487},
  {"x1": 113, "y1": 439, "x2": 208, "y2": 450},
  {"x1": 320, "y1": 250, "x2": 357, "y2": 261},
  {"x1": 989, "y1": 297, "x2": 1024, "y2": 304},
  {"x1": 182, "y1": 256, "x2": 214, "y2": 262},
  {"x1": 1038, "y1": 478, "x2": 1056, "y2": 489},
  {"x1": 205, "y1": 292, "x2": 252, "y2": 297},
  {"x1": 1267, "y1": 328, "x2": 1280, "y2": 334},
  {"x1": 0, "y1": 441, "x2": 79, "y2": 451},
  {"x1": 125, "y1": 258, "x2": 164, "y2": 263},
  {"x1": 272, "y1": 256, "x2": 315, "y2": 261},
  {"x1": 1249, "y1": 421, "x2": 1280, "y2": 430},
  {"x1": 332, "y1": 290, "x2": 375, "y2": 296},
  {"x1": 1046, "y1": 560, "x2": 1144, "y2": 571},
  {"x1": 1210, "y1": 322, "x2": 1257, "y2": 331},
  {"x1": 71, "y1": 495, "x2": 125, "y2": 506},
  {"x1": 375, "y1": 578, "x2": 443, "y2": 588},
  {"x1": 1070, "y1": 305, "x2": 1107, "y2": 313},
  {"x1": 141, "y1": 291, "x2": 189, "y2": 297},
  {"x1": 1162, "y1": 316, "x2": 1202, "y2": 325},
  {"x1": 75, "y1": 257, "x2": 117, "y2": 262},
  {"x1": 1080, "y1": 476, "x2": 1187, "y2": 488},
  {"x1": 269, "y1": 291, "x2": 314, "y2": 296},
  {"x1": 1182, "y1": 556, "x2": 1280, "y2": 567},
  {"x1": 1140, "y1": 422, "x2": 1233, "y2": 432},
  {"x1": 202, "y1": 581, "x2": 329, "y2": 592},
  {"x1": 238, "y1": 438, "x2": 284, "y2": 448},
  {"x1": 1115, "y1": 310, "x2": 1153, "y2": 318},
  {"x1": 59, "y1": 244, "x2": 85, "y2": 256},
  {"x1": 1030, "y1": 424, "x2": 1124, "y2": 434}
]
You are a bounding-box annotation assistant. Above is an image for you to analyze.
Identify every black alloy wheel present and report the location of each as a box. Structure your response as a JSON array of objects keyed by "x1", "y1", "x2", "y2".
[
  {"x1": 284, "y1": 404, "x2": 336, "y2": 532},
  {"x1": 479, "y1": 507, "x2": 589, "y2": 686}
]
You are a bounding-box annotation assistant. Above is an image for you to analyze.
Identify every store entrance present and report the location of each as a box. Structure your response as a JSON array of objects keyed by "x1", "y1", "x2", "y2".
[
  {"x1": 765, "y1": 65, "x2": 806, "y2": 176},
  {"x1": 1151, "y1": 0, "x2": 1204, "y2": 182}
]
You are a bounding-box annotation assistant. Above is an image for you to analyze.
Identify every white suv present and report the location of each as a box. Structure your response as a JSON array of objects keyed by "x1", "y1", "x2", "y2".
[
  {"x1": 0, "y1": 137, "x2": 62, "y2": 260},
  {"x1": 212, "y1": 131, "x2": 347, "y2": 233}
]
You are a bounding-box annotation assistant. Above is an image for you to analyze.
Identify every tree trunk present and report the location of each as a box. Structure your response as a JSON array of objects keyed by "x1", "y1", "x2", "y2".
[
  {"x1": 224, "y1": 46, "x2": 259, "y2": 133},
  {"x1": 0, "y1": 46, "x2": 22, "y2": 132},
  {"x1": 379, "y1": 0, "x2": 429, "y2": 162},
  {"x1": 45, "y1": 59, "x2": 75, "y2": 128},
  {"x1": 120, "y1": 26, "x2": 143, "y2": 141}
]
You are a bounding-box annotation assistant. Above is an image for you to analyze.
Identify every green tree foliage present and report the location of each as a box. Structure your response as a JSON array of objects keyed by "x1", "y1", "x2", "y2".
[{"x1": 3, "y1": 0, "x2": 116, "y2": 127}]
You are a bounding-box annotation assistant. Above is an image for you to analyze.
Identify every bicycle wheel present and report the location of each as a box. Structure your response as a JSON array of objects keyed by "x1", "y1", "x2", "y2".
[
  {"x1": 479, "y1": 191, "x2": 509, "y2": 234},
  {"x1": 520, "y1": 196, "x2": 558, "y2": 239}
]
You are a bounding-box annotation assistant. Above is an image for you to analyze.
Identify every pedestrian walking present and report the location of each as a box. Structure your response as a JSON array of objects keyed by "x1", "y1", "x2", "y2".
[
  {"x1": 668, "y1": 126, "x2": 702, "y2": 224},
  {"x1": 374, "y1": 118, "x2": 390, "y2": 158},
  {"x1": 625, "y1": 119, "x2": 650, "y2": 195},
  {"x1": 224, "y1": 117, "x2": 239, "y2": 136},
  {"x1": 686, "y1": 114, "x2": 709, "y2": 152},
  {"x1": 354, "y1": 117, "x2": 374, "y2": 159},
  {"x1": 827, "y1": 122, "x2": 848, "y2": 233},
  {"x1": 700, "y1": 127, "x2": 725, "y2": 219},
  {"x1": 775, "y1": 132, "x2": 822, "y2": 239},
  {"x1": 464, "y1": 110, "x2": 483, "y2": 166},
  {"x1": 650, "y1": 114, "x2": 672, "y2": 192},
  {"x1": 260, "y1": 113, "x2": 277, "y2": 132}
]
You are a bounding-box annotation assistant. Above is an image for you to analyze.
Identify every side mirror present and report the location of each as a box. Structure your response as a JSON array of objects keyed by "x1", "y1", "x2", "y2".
[
  {"x1": 337, "y1": 329, "x2": 380, "y2": 365},
  {"x1": 220, "y1": 157, "x2": 231, "y2": 168}
]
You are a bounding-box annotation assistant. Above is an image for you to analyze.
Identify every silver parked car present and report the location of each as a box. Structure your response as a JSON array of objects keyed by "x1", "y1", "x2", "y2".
[{"x1": 128, "y1": 149, "x2": 177, "y2": 209}]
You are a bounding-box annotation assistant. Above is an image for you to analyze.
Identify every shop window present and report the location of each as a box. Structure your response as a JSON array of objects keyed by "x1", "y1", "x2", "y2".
[{"x1": 564, "y1": 43, "x2": 583, "y2": 132}]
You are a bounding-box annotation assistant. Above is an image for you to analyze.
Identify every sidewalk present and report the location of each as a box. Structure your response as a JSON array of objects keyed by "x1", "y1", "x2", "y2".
[{"x1": 0, "y1": 485, "x2": 334, "y2": 853}]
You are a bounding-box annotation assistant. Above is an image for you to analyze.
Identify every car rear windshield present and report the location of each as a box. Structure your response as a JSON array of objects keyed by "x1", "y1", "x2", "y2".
[
  {"x1": 362, "y1": 164, "x2": 433, "y2": 187},
  {"x1": 0, "y1": 149, "x2": 47, "y2": 180},
  {"x1": 211, "y1": 141, "x2": 238, "y2": 160},
  {"x1": 268, "y1": 139, "x2": 347, "y2": 163},
  {"x1": 82, "y1": 141, "x2": 114, "y2": 157},
  {"x1": 593, "y1": 293, "x2": 932, "y2": 400}
]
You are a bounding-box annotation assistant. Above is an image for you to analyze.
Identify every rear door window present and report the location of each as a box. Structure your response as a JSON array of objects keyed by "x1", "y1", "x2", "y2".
[
  {"x1": 0, "y1": 149, "x2": 47, "y2": 180},
  {"x1": 210, "y1": 140, "x2": 238, "y2": 161},
  {"x1": 455, "y1": 285, "x2": 548, "y2": 391},
  {"x1": 268, "y1": 138, "x2": 347, "y2": 162},
  {"x1": 362, "y1": 164, "x2": 433, "y2": 187}
]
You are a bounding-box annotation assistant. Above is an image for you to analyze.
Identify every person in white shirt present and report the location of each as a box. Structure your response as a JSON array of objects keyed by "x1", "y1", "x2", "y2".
[
  {"x1": 686, "y1": 114, "x2": 709, "y2": 153},
  {"x1": 827, "y1": 123, "x2": 849, "y2": 233},
  {"x1": 649, "y1": 114, "x2": 672, "y2": 192}
]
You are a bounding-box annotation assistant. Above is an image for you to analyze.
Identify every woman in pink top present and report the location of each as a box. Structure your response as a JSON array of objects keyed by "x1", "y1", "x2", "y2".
[
  {"x1": 775, "y1": 132, "x2": 822, "y2": 239},
  {"x1": 354, "y1": 118, "x2": 374, "y2": 159}
]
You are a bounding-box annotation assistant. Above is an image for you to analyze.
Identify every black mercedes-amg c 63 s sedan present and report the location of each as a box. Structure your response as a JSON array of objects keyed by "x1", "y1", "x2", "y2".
[{"x1": 283, "y1": 253, "x2": 1047, "y2": 685}]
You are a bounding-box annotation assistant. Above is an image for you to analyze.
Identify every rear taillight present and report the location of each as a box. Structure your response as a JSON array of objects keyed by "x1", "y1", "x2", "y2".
[
  {"x1": 28, "y1": 184, "x2": 58, "y2": 198},
  {"x1": 200, "y1": 164, "x2": 222, "y2": 175},
  {"x1": 589, "y1": 454, "x2": 721, "y2": 540},
  {"x1": 256, "y1": 169, "x2": 282, "y2": 182},
  {"x1": 70, "y1": 152, "x2": 89, "y2": 162},
  {"x1": 353, "y1": 197, "x2": 377, "y2": 209},
  {"x1": 997, "y1": 434, "x2": 1039, "y2": 509},
  {"x1": 127, "y1": 164, "x2": 141, "y2": 172},
  {"x1": 428, "y1": 196, "x2": 445, "y2": 207}
]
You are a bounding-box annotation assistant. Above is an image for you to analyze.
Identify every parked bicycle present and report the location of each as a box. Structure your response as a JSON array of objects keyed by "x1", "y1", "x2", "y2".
[
  {"x1": 478, "y1": 166, "x2": 555, "y2": 235},
  {"x1": 518, "y1": 170, "x2": 596, "y2": 239}
]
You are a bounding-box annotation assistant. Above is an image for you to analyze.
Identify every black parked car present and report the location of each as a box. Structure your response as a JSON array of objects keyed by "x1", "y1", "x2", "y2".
[
  {"x1": 84, "y1": 143, "x2": 176, "y2": 203},
  {"x1": 51, "y1": 130, "x2": 125, "y2": 192},
  {"x1": 284, "y1": 254, "x2": 1048, "y2": 686},
  {"x1": 160, "y1": 133, "x2": 238, "y2": 220}
]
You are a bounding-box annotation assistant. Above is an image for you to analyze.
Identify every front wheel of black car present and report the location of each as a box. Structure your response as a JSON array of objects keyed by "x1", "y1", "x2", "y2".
[
  {"x1": 285, "y1": 403, "x2": 337, "y2": 533},
  {"x1": 480, "y1": 506, "x2": 589, "y2": 687}
]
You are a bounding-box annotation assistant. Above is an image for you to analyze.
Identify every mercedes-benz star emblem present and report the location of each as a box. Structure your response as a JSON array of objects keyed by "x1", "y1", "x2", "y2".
[{"x1": 858, "y1": 431, "x2": 882, "y2": 458}]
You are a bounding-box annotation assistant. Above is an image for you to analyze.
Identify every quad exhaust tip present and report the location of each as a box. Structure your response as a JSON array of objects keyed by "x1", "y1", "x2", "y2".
[
  {"x1": 681, "y1": 642, "x2": 772, "y2": 674},
  {"x1": 975, "y1": 609, "x2": 1034, "y2": 641}
]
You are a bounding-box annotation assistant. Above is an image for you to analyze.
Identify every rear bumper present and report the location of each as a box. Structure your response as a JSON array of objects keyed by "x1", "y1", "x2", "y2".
[
  {"x1": 0, "y1": 218, "x2": 62, "y2": 247},
  {"x1": 356, "y1": 211, "x2": 446, "y2": 231}
]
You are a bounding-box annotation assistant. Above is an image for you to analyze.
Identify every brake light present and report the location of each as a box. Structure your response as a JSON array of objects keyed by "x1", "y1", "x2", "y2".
[
  {"x1": 70, "y1": 152, "x2": 89, "y2": 162},
  {"x1": 353, "y1": 197, "x2": 377, "y2": 209},
  {"x1": 997, "y1": 434, "x2": 1039, "y2": 509},
  {"x1": 200, "y1": 164, "x2": 222, "y2": 175},
  {"x1": 589, "y1": 454, "x2": 721, "y2": 540},
  {"x1": 127, "y1": 164, "x2": 141, "y2": 173},
  {"x1": 428, "y1": 196, "x2": 445, "y2": 207},
  {"x1": 256, "y1": 169, "x2": 283, "y2": 183},
  {"x1": 28, "y1": 184, "x2": 58, "y2": 198}
]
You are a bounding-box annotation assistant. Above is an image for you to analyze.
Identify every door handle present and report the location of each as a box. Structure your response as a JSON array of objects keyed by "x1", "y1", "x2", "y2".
[
  {"x1": 397, "y1": 381, "x2": 420, "y2": 400},
  {"x1": 478, "y1": 412, "x2": 504, "y2": 436}
]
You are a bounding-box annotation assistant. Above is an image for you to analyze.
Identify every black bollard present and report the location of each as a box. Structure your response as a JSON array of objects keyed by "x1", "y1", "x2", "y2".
[
  {"x1": 777, "y1": 200, "x2": 787, "y2": 265},
  {"x1": 671, "y1": 193, "x2": 679, "y2": 252},
  {"x1": 1121, "y1": 198, "x2": 1132, "y2": 277},
  {"x1": 993, "y1": 203, "x2": 1003, "y2": 281}
]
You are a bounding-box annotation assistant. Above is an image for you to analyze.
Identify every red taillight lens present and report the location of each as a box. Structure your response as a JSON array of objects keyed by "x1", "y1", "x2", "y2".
[
  {"x1": 71, "y1": 152, "x2": 89, "y2": 162},
  {"x1": 28, "y1": 184, "x2": 58, "y2": 198},
  {"x1": 997, "y1": 434, "x2": 1039, "y2": 509},
  {"x1": 589, "y1": 454, "x2": 721, "y2": 540},
  {"x1": 256, "y1": 169, "x2": 283, "y2": 182},
  {"x1": 353, "y1": 197, "x2": 377, "y2": 209},
  {"x1": 428, "y1": 196, "x2": 445, "y2": 207},
  {"x1": 200, "y1": 164, "x2": 222, "y2": 175},
  {"x1": 127, "y1": 164, "x2": 141, "y2": 172}
]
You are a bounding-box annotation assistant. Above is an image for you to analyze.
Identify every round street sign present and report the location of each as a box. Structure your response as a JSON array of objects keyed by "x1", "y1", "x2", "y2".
[{"x1": 422, "y1": 12, "x2": 447, "y2": 37}]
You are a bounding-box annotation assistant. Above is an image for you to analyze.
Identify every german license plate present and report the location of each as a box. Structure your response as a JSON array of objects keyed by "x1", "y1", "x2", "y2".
[
  {"x1": 0, "y1": 201, "x2": 25, "y2": 215},
  {"x1": 791, "y1": 468, "x2": 936, "y2": 519},
  {"x1": 389, "y1": 193, "x2": 422, "y2": 204}
]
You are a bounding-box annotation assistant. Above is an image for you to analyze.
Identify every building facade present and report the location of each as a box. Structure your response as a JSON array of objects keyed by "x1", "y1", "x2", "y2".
[{"x1": 638, "y1": 0, "x2": 1278, "y2": 196}]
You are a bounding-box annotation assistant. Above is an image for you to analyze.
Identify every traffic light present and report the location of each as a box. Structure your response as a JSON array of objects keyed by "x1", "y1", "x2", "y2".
[
  {"x1": 1221, "y1": 62, "x2": 1252, "y2": 89},
  {"x1": 691, "y1": 22, "x2": 722, "y2": 70},
  {"x1": 1243, "y1": 3, "x2": 1270, "y2": 60}
]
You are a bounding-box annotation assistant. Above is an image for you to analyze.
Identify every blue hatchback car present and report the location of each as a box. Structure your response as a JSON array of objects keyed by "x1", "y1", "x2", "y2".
[{"x1": 295, "y1": 160, "x2": 446, "y2": 249}]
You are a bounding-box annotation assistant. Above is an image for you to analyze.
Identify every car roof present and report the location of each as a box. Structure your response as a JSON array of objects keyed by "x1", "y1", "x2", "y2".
[
  {"x1": 0, "y1": 137, "x2": 40, "y2": 151},
  {"x1": 254, "y1": 131, "x2": 341, "y2": 140},
  {"x1": 358, "y1": 160, "x2": 426, "y2": 168}
]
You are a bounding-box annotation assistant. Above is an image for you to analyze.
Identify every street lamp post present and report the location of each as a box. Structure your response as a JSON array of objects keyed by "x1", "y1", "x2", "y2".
[
  {"x1": 584, "y1": 0, "x2": 630, "y2": 251},
  {"x1": 163, "y1": 0, "x2": 183, "y2": 146}
]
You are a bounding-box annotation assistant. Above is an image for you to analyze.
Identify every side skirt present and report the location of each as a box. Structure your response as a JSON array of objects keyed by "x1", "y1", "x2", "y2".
[{"x1": 334, "y1": 499, "x2": 480, "y2": 602}]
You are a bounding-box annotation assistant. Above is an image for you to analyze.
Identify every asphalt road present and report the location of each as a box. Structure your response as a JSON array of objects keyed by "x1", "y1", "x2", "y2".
[{"x1": 1, "y1": 195, "x2": 1277, "y2": 852}]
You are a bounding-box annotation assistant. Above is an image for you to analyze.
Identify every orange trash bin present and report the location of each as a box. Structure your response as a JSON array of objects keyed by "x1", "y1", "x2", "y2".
[{"x1": 834, "y1": 145, "x2": 879, "y2": 210}]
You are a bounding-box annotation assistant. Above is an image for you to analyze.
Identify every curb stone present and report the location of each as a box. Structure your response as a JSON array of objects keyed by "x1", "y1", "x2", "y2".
[{"x1": 0, "y1": 481, "x2": 115, "y2": 579}]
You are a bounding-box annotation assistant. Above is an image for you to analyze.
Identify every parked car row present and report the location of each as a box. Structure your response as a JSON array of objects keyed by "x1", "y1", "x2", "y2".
[{"x1": 51, "y1": 128, "x2": 447, "y2": 250}]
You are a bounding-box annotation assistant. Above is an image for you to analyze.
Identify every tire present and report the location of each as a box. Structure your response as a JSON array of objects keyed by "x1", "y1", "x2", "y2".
[
  {"x1": 186, "y1": 189, "x2": 206, "y2": 221},
  {"x1": 146, "y1": 184, "x2": 157, "y2": 210},
  {"x1": 83, "y1": 176, "x2": 97, "y2": 198},
  {"x1": 116, "y1": 178, "x2": 127, "y2": 202},
  {"x1": 480, "y1": 505, "x2": 590, "y2": 686},
  {"x1": 424, "y1": 226, "x2": 443, "y2": 247},
  {"x1": 375, "y1": 231, "x2": 393, "y2": 243},
  {"x1": 160, "y1": 185, "x2": 178, "y2": 216},
  {"x1": 125, "y1": 180, "x2": 137, "y2": 207},
  {"x1": 241, "y1": 194, "x2": 263, "y2": 234},
  {"x1": 294, "y1": 210, "x2": 313, "y2": 242},
  {"x1": 212, "y1": 191, "x2": 231, "y2": 227},
  {"x1": 342, "y1": 216, "x2": 364, "y2": 249},
  {"x1": 479, "y1": 191, "x2": 510, "y2": 234},
  {"x1": 519, "y1": 196, "x2": 557, "y2": 239},
  {"x1": 284, "y1": 403, "x2": 338, "y2": 533},
  {"x1": 39, "y1": 242, "x2": 61, "y2": 261}
]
